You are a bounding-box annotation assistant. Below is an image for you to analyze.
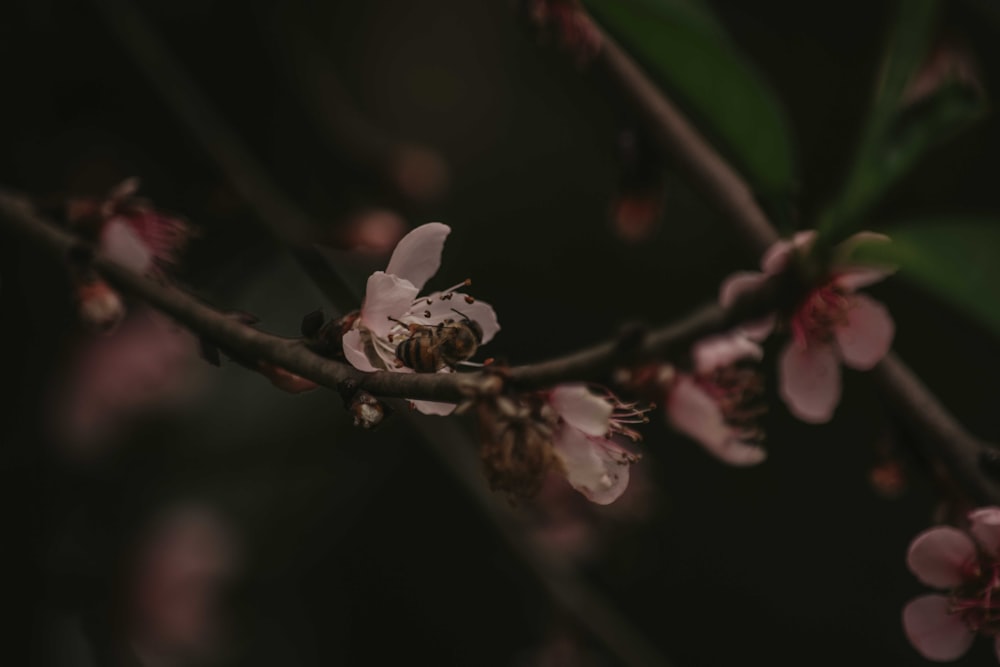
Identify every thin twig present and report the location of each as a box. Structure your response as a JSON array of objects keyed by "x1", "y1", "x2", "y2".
[{"x1": 586, "y1": 14, "x2": 1000, "y2": 504}]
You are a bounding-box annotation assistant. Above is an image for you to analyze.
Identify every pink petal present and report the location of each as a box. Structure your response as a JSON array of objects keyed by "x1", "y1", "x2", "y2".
[
  {"x1": 666, "y1": 377, "x2": 766, "y2": 466},
  {"x1": 834, "y1": 294, "x2": 894, "y2": 370},
  {"x1": 718, "y1": 272, "x2": 775, "y2": 341},
  {"x1": 778, "y1": 341, "x2": 841, "y2": 423},
  {"x1": 420, "y1": 293, "x2": 501, "y2": 345},
  {"x1": 907, "y1": 527, "x2": 977, "y2": 588},
  {"x1": 834, "y1": 266, "x2": 894, "y2": 291},
  {"x1": 410, "y1": 399, "x2": 456, "y2": 416},
  {"x1": 100, "y1": 218, "x2": 153, "y2": 273},
  {"x1": 903, "y1": 595, "x2": 974, "y2": 662},
  {"x1": 760, "y1": 231, "x2": 815, "y2": 275},
  {"x1": 551, "y1": 428, "x2": 631, "y2": 505},
  {"x1": 385, "y1": 222, "x2": 450, "y2": 291},
  {"x1": 691, "y1": 334, "x2": 763, "y2": 374},
  {"x1": 719, "y1": 271, "x2": 767, "y2": 309},
  {"x1": 342, "y1": 329, "x2": 379, "y2": 372},
  {"x1": 969, "y1": 507, "x2": 1000, "y2": 557},
  {"x1": 549, "y1": 384, "x2": 612, "y2": 437},
  {"x1": 361, "y1": 272, "x2": 419, "y2": 338}
]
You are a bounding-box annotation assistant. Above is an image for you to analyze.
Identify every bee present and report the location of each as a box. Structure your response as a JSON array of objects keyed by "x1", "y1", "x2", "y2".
[{"x1": 394, "y1": 310, "x2": 484, "y2": 372}]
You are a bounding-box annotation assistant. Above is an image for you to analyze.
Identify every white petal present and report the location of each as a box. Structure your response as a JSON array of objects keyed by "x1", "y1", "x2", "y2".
[
  {"x1": 410, "y1": 399, "x2": 457, "y2": 416},
  {"x1": 969, "y1": 507, "x2": 1000, "y2": 557},
  {"x1": 361, "y1": 272, "x2": 419, "y2": 338},
  {"x1": 100, "y1": 218, "x2": 153, "y2": 273},
  {"x1": 778, "y1": 341, "x2": 841, "y2": 423},
  {"x1": 691, "y1": 334, "x2": 763, "y2": 374},
  {"x1": 417, "y1": 293, "x2": 501, "y2": 345},
  {"x1": 342, "y1": 329, "x2": 378, "y2": 372},
  {"x1": 549, "y1": 384, "x2": 612, "y2": 437},
  {"x1": 902, "y1": 595, "x2": 975, "y2": 662},
  {"x1": 666, "y1": 377, "x2": 766, "y2": 466},
  {"x1": 385, "y1": 222, "x2": 450, "y2": 291},
  {"x1": 551, "y1": 427, "x2": 631, "y2": 505},
  {"x1": 834, "y1": 295, "x2": 894, "y2": 370}
]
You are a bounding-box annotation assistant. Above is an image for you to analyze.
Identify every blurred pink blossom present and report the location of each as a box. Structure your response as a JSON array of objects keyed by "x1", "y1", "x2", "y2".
[
  {"x1": 51, "y1": 308, "x2": 202, "y2": 451},
  {"x1": 720, "y1": 231, "x2": 894, "y2": 423},
  {"x1": 665, "y1": 334, "x2": 767, "y2": 466},
  {"x1": 903, "y1": 507, "x2": 1000, "y2": 662},
  {"x1": 130, "y1": 505, "x2": 239, "y2": 663}
]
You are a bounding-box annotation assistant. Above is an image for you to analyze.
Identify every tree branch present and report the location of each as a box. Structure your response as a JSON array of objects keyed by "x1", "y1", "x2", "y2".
[
  {"x1": 585, "y1": 13, "x2": 1000, "y2": 504},
  {"x1": 0, "y1": 191, "x2": 779, "y2": 403}
]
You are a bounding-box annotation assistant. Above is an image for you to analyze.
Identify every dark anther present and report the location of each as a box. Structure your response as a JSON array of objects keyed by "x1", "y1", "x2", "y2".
[
  {"x1": 301, "y1": 309, "x2": 325, "y2": 338},
  {"x1": 337, "y1": 379, "x2": 359, "y2": 404},
  {"x1": 978, "y1": 446, "x2": 1000, "y2": 481}
]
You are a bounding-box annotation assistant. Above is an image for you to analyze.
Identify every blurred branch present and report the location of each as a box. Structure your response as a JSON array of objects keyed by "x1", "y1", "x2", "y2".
[{"x1": 576, "y1": 9, "x2": 1000, "y2": 504}]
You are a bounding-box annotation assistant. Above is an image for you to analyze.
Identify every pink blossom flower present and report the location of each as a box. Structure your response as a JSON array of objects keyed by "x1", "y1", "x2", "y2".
[
  {"x1": 545, "y1": 384, "x2": 643, "y2": 505},
  {"x1": 342, "y1": 222, "x2": 500, "y2": 416},
  {"x1": 69, "y1": 178, "x2": 192, "y2": 275},
  {"x1": 720, "y1": 231, "x2": 894, "y2": 423},
  {"x1": 665, "y1": 334, "x2": 768, "y2": 466},
  {"x1": 903, "y1": 507, "x2": 1000, "y2": 662}
]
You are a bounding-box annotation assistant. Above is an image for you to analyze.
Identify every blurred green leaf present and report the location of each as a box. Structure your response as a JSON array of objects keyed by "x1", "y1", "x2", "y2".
[
  {"x1": 817, "y1": 0, "x2": 985, "y2": 244},
  {"x1": 849, "y1": 221, "x2": 1000, "y2": 337},
  {"x1": 584, "y1": 0, "x2": 796, "y2": 198}
]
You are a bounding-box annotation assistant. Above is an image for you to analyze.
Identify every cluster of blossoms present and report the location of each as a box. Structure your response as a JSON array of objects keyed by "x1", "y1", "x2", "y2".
[
  {"x1": 66, "y1": 178, "x2": 191, "y2": 332},
  {"x1": 905, "y1": 507, "x2": 1000, "y2": 661},
  {"x1": 342, "y1": 223, "x2": 897, "y2": 502}
]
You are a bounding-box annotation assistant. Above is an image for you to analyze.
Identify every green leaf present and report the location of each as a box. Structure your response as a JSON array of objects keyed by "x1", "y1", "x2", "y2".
[
  {"x1": 849, "y1": 221, "x2": 1000, "y2": 337},
  {"x1": 583, "y1": 0, "x2": 796, "y2": 199},
  {"x1": 817, "y1": 0, "x2": 985, "y2": 244}
]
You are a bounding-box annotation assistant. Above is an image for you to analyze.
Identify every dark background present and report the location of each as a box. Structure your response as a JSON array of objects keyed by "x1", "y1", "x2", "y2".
[{"x1": 3, "y1": 0, "x2": 1000, "y2": 665}]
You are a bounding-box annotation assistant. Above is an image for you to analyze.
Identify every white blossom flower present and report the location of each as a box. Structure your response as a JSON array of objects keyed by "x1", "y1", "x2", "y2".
[{"x1": 341, "y1": 223, "x2": 500, "y2": 415}]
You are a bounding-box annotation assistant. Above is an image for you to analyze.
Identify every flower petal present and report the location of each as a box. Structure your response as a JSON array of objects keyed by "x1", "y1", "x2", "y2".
[
  {"x1": 667, "y1": 377, "x2": 766, "y2": 466},
  {"x1": 778, "y1": 341, "x2": 841, "y2": 423},
  {"x1": 551, "y1": 427, "x2": 631, "y2": 505},
  {"x1": 361, "y1": 272, "x2": 419, "y2": 338},
  {"x1": 834, "y1": 294, "x2": 894, "y2": 370},
  {"x1": 342, "y1": 329, "x2": 378, "y2": 372},
  {"x1": 834, "y1": 267, "x2": 894, "y2": 291},
  {"x1": 720, "y1": 271, "x2": 767, "y2": 308},
  {"x1": 969, "y1": 507, "x2": 1000, "y2": 557},
  {"x1": 691, "y1": 334, "x2": 763, "y2": 374},
  {"x1": 902, "y1": 594, "x2": 974, "y2": 662},
  {"x1": 761, "y1": 231, "x2": 815, "y2": 274},
  {"x1": 549, "y1": 384, "x2": 612, "y2": 437},
  {"x1": 101, "y1": 218, "x2": 153, "y2": 273},
  {"x1": 718, "y1": 272, "x2": 775, "y2": 341},
  {"x1": 419, "y1": 294, "x2": 501, "y2": 345},
  {"x1": 385, "y1": 222, "x2": 450, "y2": 291},
  {"x1": 907, "y1": 526, "x2": 976, "y2": 588},
  {"x1": 410, "y1": 399, "x2": 456, "y2": 416}
]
